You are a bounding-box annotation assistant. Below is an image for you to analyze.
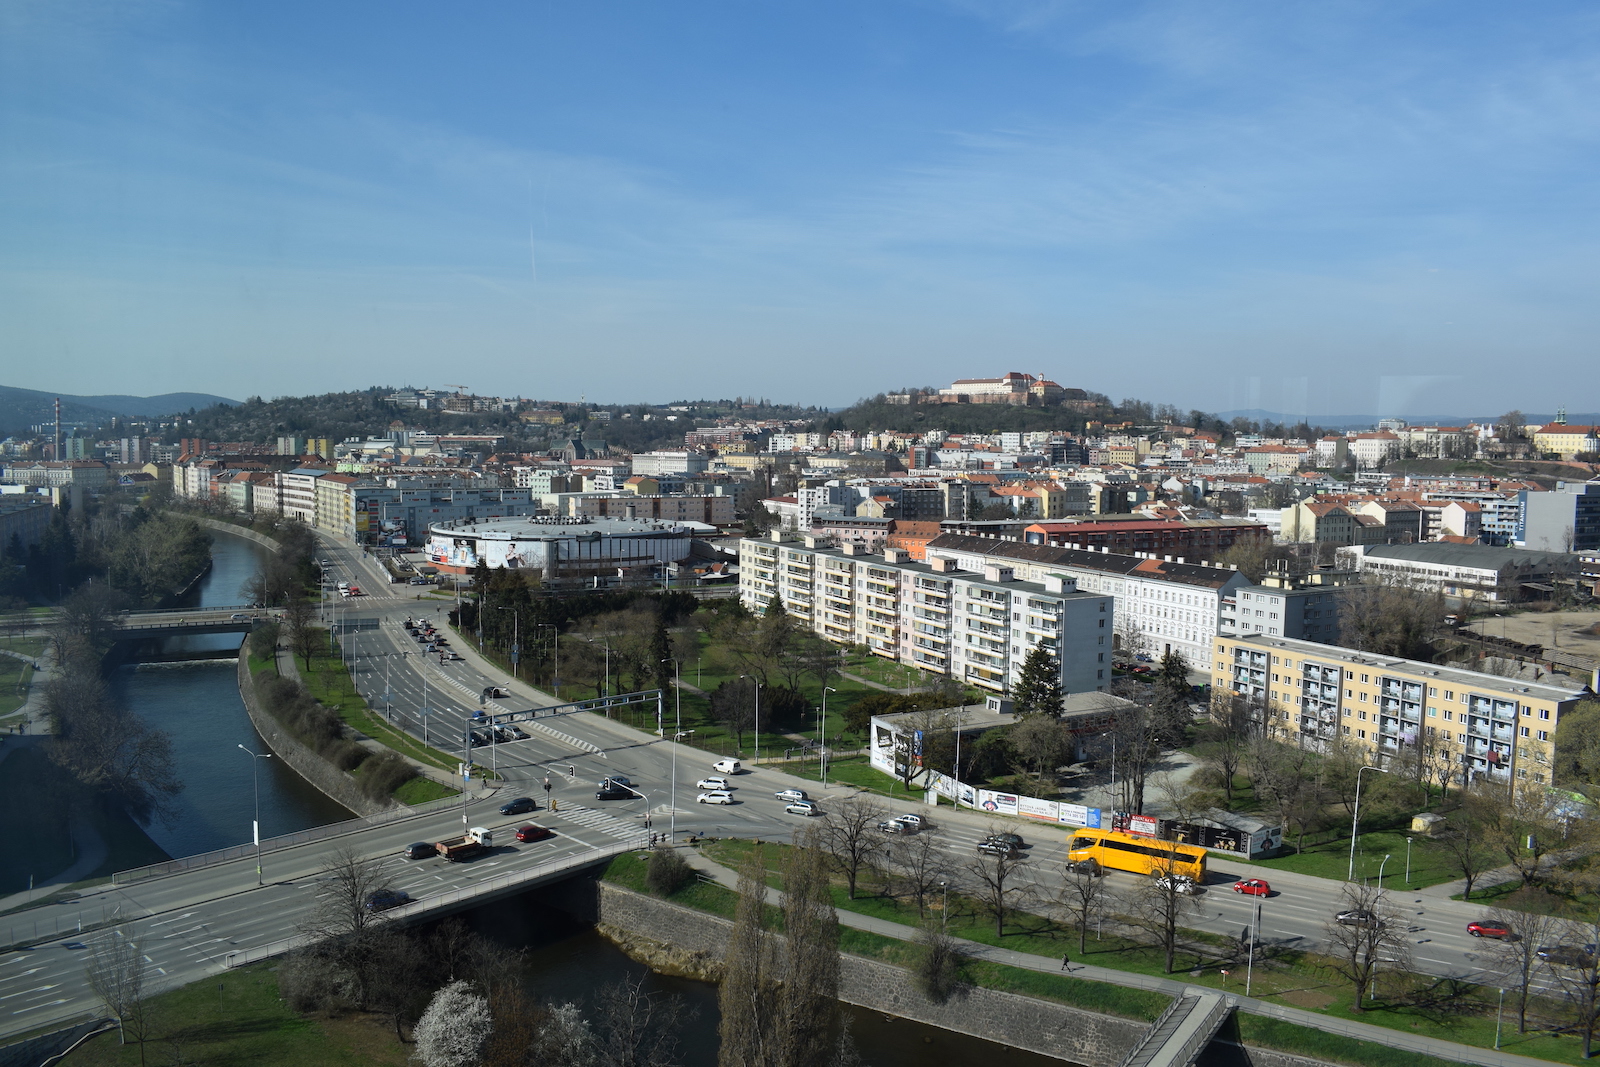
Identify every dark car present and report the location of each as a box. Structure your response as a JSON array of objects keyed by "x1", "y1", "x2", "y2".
[
  {"x1": 402, "y1": 842, "x2": 434, "y2": 860},
  {"x1": 977, "y1": 839, "x2": 1020, "y2": 857},
  {"x1": 469, "y1": 730, "x2": 491, "y2": 747},
  {"x1": 596, "y1": 784, "x2": 633, "y2": 800},
  {"x1": 516, "y1": 824, "x2": 554, "y2": 843},
  {"x1": 1468, "y1": 919, "x2": 1516, "y2": 940},
  {"x1": 1538, "y1": 944, "x2": 1597, "y2": 967},
  {"x1": 499, "y1": 797, "x2": 538, "y2": 816},
  {"x1": 365, "y1": 889, "x2": 412, "y2": 912},
  {"x1": 985, "y1": 832, "x2": 1025, "y2": 849},
  {"x1": 1335, "y1": 909, "x2": 1384, "y2": 929}
]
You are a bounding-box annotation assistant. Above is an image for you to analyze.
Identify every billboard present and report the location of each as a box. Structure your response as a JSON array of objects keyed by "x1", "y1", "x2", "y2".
[{"x1": 428, "y1": 534, "x2": 478, "y2": 569}]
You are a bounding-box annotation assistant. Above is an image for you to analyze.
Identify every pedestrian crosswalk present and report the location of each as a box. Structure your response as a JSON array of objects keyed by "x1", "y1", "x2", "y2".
[{"x1": 551, "y1": 805, "x2": 642, "y2": 841}]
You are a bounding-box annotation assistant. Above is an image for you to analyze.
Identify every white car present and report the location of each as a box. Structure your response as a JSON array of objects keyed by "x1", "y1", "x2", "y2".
[
  {"x1": 697, "y1": 791, "x2": 735, "y2": 805},
  {"x1": 714, "y1": 758, "x2": 742, "y2": 775},
  {"x1": 1153, "y1": 874, "x2": 1198, "y2": 895},
  {"x1": 786, "y1": 800, "x2": 821, "y2": 816},
  {"x1": 697, "y1": 777, "x2": 732, "y2": 791}
]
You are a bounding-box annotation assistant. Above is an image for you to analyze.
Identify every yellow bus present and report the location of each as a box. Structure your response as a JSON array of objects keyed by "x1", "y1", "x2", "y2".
[{"x1": 1066, "y1": 828, "x2": 1207, "y2": 881}]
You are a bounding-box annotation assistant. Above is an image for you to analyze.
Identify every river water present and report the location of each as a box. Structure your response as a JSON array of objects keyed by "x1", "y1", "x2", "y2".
[{"x1": 109, "y1": 528, "x2": 351, "y2": 860}]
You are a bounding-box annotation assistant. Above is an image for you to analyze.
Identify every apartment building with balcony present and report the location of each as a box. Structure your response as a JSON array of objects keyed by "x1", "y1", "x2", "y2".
[
  {"x1": 1214, "y1": 634, "x2": 1587, "y2": 791},
  {"x1": 738, "y1": 532, "x2": 1113, "y2": 695}
]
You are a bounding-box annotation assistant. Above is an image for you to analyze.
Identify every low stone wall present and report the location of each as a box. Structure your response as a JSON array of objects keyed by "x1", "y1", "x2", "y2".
[
  {"x1": 189, "y1": 516, "x2": 281, "y2": 552},
  {"x1": 235, "y1": 655, "x2": 377, "y2": 817}
]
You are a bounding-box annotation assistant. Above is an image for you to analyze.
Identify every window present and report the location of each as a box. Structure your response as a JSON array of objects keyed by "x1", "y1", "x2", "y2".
[
  {"x1": 1429, "y1": 687, "x2": 1437, "y2": 698},
  {"x1": 1098, "y1": 618, "x2": 1105, "y2": 628},
  {"x1": 1540, "y1": 709, "x2": 1551, "y2": 720},
  {"x1": 1360, "y1": 692, "x2": 1368, "y2": 702},
  {"x1": 1359, "y1": 710, "x2": 1367, "y2": 720},
  {"x1": 1346, "y1": 689, "x2": 1354, "y2": 698},
  {"x1": 1097, "y1": 636, "x2": 1104, "y2": 645},
  {"x1": 1427, "y1": 707, "x2": 1437, "y2": 717},
  {"x1": 1444, "y1": 709, "x2": 1454, "y2": 721},
  {"x1": 1345, "y1": 670, "x2": 1354, "y2": 680},
  {"x1": 1444, "y1": 690, "x2": 1454, "y2": 700},
  {"x1": 1538, "y1": 730, "x2": 1550, "y2": 741},
  {"x1": 1343, "y1": 708, "x2": 1351, "y2": 717},
  {"x1": 1096, "y1": 669, "x2": 1103, "y2": 679},
  {"x1": 1100, "y1": 603, "x2": 1106, "y2": 611},
  {"x1": 1098, "y1": 653, "x2": 1104, "y2": 662},
  {"x1": 1342, "y1": 725, "x2": 1352, "y2": 734},
  {"x1": 1358, "y1": 729, "x2": 1367, "y2": 739},
  {"x1": 1519, "y1": 726, "x2": 1530, "y2": 737},
  {"x1": 1360, "y1": 673, "x2": 1370, "y2": 683}
]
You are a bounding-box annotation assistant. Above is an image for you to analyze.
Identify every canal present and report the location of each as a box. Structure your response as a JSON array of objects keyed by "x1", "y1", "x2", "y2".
[{"x1": 109, "y1": 528, "x2": 351, "y2": 861}]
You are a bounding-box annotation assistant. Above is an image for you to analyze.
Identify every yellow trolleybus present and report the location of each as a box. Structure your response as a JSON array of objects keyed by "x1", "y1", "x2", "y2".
[{"x1": 1066, "y1": 827, "x2": 1207, "y2": 880}]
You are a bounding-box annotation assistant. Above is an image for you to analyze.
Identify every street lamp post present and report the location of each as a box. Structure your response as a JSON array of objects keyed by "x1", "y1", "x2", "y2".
[
  {"x1": 1378, "y1": 853, "x2": 1392, "y2": 887},
  {"x1": 1245, "y1": 900, "x2": 1262, "y2": 996},
  {"x1": 663, "y1": 658, "x2": 681, "y2": 844},
  {"x1": 236, "y1": 744, "x2": 273, "y2": 886},
  {"x1": 821, "y1": 686, "x2": 836, "y2": 786},
  {"x1": 1406, "y1": 836, "x2": 1414, "y2": 886},
  {"x1": 1347, "y1": 766, "x2": 1390, "y2": 881}
]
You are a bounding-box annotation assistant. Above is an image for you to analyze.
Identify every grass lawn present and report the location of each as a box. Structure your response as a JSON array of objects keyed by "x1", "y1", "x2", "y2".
[
  {"x1": 696, "y1": 838, "x2": 1594, "y2": 1065},
  {"x1": 393, "y1": 776, "x2": 457, "y2": 805},
  {"x1": 0, "y1": 654, "x2": 35, "y2": 717},
  {"x1": 59, "y1": 961, "x2": 409, "y2": 1067},
  {"x1": 1451, "y1": 877, "x2": 1600, "y2": 917},
  {"x1": 776, "y1": 752, "x2": 926, "y2": 800},
  {"x1": 296, "y1": 636, "x2": 471, "y2": 781},
  {"x1": 1233, "y1": 828, "x2": 1461, "y2": 890}
]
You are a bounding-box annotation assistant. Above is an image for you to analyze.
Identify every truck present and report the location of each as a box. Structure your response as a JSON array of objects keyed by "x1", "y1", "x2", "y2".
[{"x1": 435, "y1": 826, "x2": 494, "y2": 862}]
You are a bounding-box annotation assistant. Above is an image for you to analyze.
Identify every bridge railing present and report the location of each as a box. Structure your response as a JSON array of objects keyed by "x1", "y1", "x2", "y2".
[
  {"x1": 112, "y1": 792, "x2": 481, "y2": 884},
  {"x1": 221, "y1": 839, "x2": 645, "y2": 970}
]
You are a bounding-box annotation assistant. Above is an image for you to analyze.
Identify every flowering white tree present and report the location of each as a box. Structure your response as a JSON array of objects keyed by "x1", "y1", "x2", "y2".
[{"x1": 413, "y1": 979, "x2": 493, "y2": 1067}]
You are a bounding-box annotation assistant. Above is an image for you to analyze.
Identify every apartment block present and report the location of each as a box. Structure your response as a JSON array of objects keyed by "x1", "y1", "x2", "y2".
[
  {"x1": 1214, "y1": 634, "x2": 1587, "y2": 792},
  {"x1": 738, "y1": 533, "x2": 1114, "y2": 695}
]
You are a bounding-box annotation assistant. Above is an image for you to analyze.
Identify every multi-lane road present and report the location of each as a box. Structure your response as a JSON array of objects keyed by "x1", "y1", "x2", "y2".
[{"x1": 0, "y1": 537, "x2": 1556, "y2": 1040}]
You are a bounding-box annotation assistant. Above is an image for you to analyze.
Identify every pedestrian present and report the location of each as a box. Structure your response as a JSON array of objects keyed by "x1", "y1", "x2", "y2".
[{"x1": 1061, "y1": 952, "x2": 1071, "y2": 972}]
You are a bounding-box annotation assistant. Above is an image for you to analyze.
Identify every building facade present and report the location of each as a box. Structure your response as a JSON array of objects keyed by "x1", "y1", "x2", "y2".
[
  {"x1": 738, "y1": 532, "x2": 1114, "y2": 695},
  {"x1": 1214, "y1": 634, "x2": 1586, "y2": 792}
]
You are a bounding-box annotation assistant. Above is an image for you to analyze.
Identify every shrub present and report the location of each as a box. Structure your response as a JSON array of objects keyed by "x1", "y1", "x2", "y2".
[
  {"x1": 248, "y1": 621, "x2": 280, "y2": 660},
  {"x1": 645, "y1": 848, "x2": 695, "y2": 897},
  {"x1": 911, "y1": 920, "x2": 967, "y2": 1003},
  {"x1": 361, "y1": 751, "x2": 417, "y2": 800},
  {"x1": 327, "y1": 740, "x2": 369, "y2": 772}
]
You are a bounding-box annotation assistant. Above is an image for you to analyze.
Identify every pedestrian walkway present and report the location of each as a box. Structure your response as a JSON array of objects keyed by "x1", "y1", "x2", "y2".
[
  {"x1": 550, "y1": 804, "x2": 641, "y2": 842},
  {"x1": 674, "y1": 849, "x2": 1559, "y2": 1067}
]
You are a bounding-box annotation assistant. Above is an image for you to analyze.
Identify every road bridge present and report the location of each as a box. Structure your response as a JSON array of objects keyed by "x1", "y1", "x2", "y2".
[{"x1": 109, "y1": 606, "x2": 270, "y2": 641}]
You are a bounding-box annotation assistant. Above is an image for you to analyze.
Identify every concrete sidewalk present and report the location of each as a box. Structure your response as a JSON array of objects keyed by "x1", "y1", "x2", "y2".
[{"x1": 675, "y1": 847, "x2": 1558, "y2": 1067}]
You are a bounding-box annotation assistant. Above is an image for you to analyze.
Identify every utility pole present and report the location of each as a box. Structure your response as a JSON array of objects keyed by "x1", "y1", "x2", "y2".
[{"x1": 236, "y1": 744, "x2": 273, "y2": 886}]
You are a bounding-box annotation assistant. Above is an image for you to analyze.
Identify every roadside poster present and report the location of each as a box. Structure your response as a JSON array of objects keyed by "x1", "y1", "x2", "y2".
[{"x1": 1017, "y1": 796, "x2": 1058, "y2": 822}]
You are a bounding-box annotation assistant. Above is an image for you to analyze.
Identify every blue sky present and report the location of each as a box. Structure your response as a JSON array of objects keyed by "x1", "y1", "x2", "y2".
[{"x1": 3, "y1": 1, "x2": 1598, "y2": 417}]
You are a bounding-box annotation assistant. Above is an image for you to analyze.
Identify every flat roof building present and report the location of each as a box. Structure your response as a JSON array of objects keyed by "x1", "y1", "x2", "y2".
[{"x1": 427, "y1": 515, "x2": 695, "y2": 579}]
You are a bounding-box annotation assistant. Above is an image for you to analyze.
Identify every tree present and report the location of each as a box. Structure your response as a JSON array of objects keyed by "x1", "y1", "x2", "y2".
[
  {"x1": 1484, "y1": 786, "x2": 1565, "y2": 890},
  {"x1": 592, "y1": 972, "x2": 691, "y2": 1067},
  {"x1": 1009, "y1": 713, "x2": 1069, "y2": 787},
  {"x1": 888, "y1": 829, "x2": 949, "y2": 919},
  {"x1": 1438, "y1": 787, "x2": 1498, "y2": 900},
  {"x1": 647, "y1": 613, "x2": 673, "y2": 694},
  {"x1": 1195, "y1": 695, "x2": 1255, "y2": 805},
  {"x1": 645, "y1": 848, "x2": 694, "y2": 897},
  {"x1": 1554, "y1": 699, "x2": 1600, "y2": 797},
  {"x1": 1057, "y1": 862, "x2": 1106, "y2": 957},
  {"x1": 967, "y1": 840, "x2": 1030, "y2": 937},
  {"x1": 1496, "y1": 410, "x2": 1526, "y2": 443},
  {"x1": 1548, "y1": 915, "x2": 1600, "y2": 1059},
  {"x1": 1320, "y1": 885, "x2": 1412, "y2": 1009},
  {"x1": 85, "y1": 923, "x2": 151, "y2": 1065},
  {"x1": 820, "y1": 794, "x2": 887, "y2": 900},
  {"x1": 1011, "y1": 647, "x2": 1063, "y2": 717},
  {"x1": 1136, "y1": 853, "x2": 1199, "y2": 974},
  {"x1": 282, "y1": 595, "x2": 319, "y2": 671},
  {"x1": 45, "y1": 669, "x2": 182, "y2": 826},
  {"x1": 840, "y1": 691, "x2": 912, "y2": 739},
  {"x1": 1249, "y1": 740, "x2": 1325, "y2": 854},
  {"x1": 413, "y1": 980, "x2": 493, "y2": 1067},
  {"x1": 1339, "y1": 578, "x2": 1444, "y2": 660},
  {"x1": 911, "y1": 919, "x2": 967, "y2": 1004},
  {"x1": 305, "y1": 845, "x2": 394, "y2": 939},
  {"x1": 718, "y1": 845, "x2": 777, "y2": 1067},
  {"x1": 775, "y1": 831, "x2": 840, "y2": 1067},
  {"x1": 1489, "y1": 908, "x2": 1563, "y2": 1034},
  {"x1": 1214, "y1": 541, "x2": 1272, "y2": 583},
  {"x1": 709, "y1": 677, "x2": 758, "y2": 749},
  {"x1": 1156, "y1": 650, "x2": 1190, "y2": 700}
]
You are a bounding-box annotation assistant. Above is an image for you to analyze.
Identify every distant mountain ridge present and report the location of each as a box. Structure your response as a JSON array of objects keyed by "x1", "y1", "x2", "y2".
[
  {"x1": 1216, "y1": 409, "x2": 1600, "y2": 430},
  {"x1": 0, "y1": 385, "x2": 239, "y2": 436}
]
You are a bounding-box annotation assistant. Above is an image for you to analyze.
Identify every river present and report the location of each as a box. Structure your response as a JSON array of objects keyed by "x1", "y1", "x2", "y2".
[{"x1": 109, "y1": 527, "x2": 351, "y2": 861}]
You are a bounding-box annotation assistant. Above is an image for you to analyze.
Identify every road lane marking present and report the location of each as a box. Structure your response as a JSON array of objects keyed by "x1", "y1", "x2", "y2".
[{"x1": 0, "y1": 985, "x2": 57, "y2": 1001}]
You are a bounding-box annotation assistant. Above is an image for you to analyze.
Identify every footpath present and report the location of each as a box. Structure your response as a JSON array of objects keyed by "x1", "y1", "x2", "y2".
[{"x1": 676, "y1": 847, "x2": 1555, "y2": 1067}]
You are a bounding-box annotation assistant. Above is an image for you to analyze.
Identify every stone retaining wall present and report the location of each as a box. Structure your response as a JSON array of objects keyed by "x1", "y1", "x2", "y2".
[
  {"x1": 235, "y1": 655, "x2": 377, "y2": 817},
  {"x1": 537, "y1": 878, "x2": 1351, "y2": 1067},
  {"x1": 189, "y1": 516, "x2": 281, "y2": 552}
]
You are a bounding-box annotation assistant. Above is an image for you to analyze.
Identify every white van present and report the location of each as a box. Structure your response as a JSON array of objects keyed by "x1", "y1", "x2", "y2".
[{"x1": 714, "y1": 758, "x2": 742, "y2": 775}]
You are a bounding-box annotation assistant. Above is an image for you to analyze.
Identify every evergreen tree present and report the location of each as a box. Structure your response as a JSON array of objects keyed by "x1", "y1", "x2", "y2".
[
  {"x1": 1011, "y1": 646, "x2": 1064, "y2": 717},
  {"x1": 648, "y1": 611, "x2": 673, "y2": 693},
  {"x1": 1157, "y1": 649, "x2": 1191, "y2": 699}
]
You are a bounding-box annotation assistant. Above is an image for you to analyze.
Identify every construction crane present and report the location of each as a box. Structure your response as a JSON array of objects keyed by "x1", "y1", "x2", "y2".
[{"x1": 445, "y1": 384, "x2": 470, "y2": 395}]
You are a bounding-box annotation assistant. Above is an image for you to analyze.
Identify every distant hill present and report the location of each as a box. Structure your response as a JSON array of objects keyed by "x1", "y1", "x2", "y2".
[
  {"x1": 0, "y1": 386, "x2": 239, "y2": 435},
  {"x1": 1217, "y1": 409, "x2": 1600, "y2": 430}
]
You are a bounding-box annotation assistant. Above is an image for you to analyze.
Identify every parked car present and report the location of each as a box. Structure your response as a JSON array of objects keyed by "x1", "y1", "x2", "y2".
[
  {"x1": 697, "y1": 776, "x2": 732, "y2": 791},
  {"x1": 402, "y1": 842, "x2": 434, "y2": 860},
  {"x1": 1538, "y1": 944, "x2": 1597, "y2": 967},
  {"x1": 515, "y1": 824, "x2": 554, "y2": 843},
  {"x1": 714, "y1": 758, "x2": 743, "y2": 774},
  {"x1": 785, "y1": 800, "x2": 821, "y2": 816},
  {"x1": 365, "y1": 889, "x2": 412, "y2": 912},
  {"x1": 1335, "y1": 909, "x2": 1384, "y2": 929},
  {"x1": 1232, "y1": 879, "x2": 1271, "y2": 897},
  {"x1": 698, "y1": 791, "x2": 736, "y2": 805},
  {"x1": 1468, "y1": 919, "x2": 1516, "y2": 940},
  {"x1": 499, "y1": 797, "x2": 538, "y2": 816},
  {"x1": 774, "y1": 788, "x2": 809, "y2": 803},
  {"x1": 1153, "y1": 874, "x2": 1197, "y2": 895}
]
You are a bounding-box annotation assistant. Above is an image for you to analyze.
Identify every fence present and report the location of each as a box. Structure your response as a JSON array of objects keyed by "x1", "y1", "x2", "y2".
[
  {"x1": 112, "y1": 792, "x2": 474, "y2": 884},
  {"x1": 221, "y1": 837, "x2": 645, "y2": 970}
]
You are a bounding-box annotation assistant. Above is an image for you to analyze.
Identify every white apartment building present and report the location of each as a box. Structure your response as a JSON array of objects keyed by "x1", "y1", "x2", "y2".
[
  {"x1": 630, "y1": 451, "x2": 710, "y2": 477},
  {"x1": 276, "y1": 468, "x2": 324, "y2": 526},
  {"x1": 923, "y1": 534, "x2": 1248, "y2": 669},
  {"x1": 738, "y1": 532, "x2": 1114, "y2": 695}
]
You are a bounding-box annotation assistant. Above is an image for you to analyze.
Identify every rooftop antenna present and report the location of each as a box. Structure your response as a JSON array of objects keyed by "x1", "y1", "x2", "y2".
[{"x1": 54, "y1": 398, "x2": 62, "y2": 461}]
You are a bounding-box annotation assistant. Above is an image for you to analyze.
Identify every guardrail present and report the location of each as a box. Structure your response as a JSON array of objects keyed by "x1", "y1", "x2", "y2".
[
  {"x1": 222, "y1": 838, "x2": 644, "y2": 970},
  {"x1": 112, "y1": 792, "x2": 477, "y2": 884}
]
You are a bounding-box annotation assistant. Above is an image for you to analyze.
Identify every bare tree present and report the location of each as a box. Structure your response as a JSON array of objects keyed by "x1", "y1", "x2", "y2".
[
  {"x1": 967, "y1": 844, "x2": 1030, "y2": 938},
  {"x1": 1009, "y1": 713, "x2": 1069, "y2": 789},
  {"x1": 718, "y1": 844, "x2": 777, "y2": 1067},
  {"x1": 1489, "y1": 908, "x2": 1563, "y2": 1034},
  {"x1": 888, "y1": 830, "x2": 949, "y2": 919},
  {"x1": 593, "y1": 972, "x2": 693, "y2": 1067},
  {"x1": 1438, "y1": 787, "x2": 1497, "y2": 901},
  {"x1": 282, "y1": 596, "x2": 319, "y2": 671},
  {"x1": 1196, "y1": 695, "x2": 1256, "y2": 806},
  {"x1": 1134, "y1": 855, "x2": 1197, "y2": 974},
  {"x1": 1320, "y1": 885, "x2": 1412, "y2": 1009},
  {"x1": 85, "y1": 923, "x2": 151, "y2": 1065},
  {"x1": 305, "y1": 845, "x2": 394, "y2": 939},
  {"x1": 820, "y1": 794, "x2": 887, "y2": 900},
  {"x1": 1057, "y1": 862, "x2": 1106, "y2": 957},
  {"x1": 775, "y1": 831, "x2": 840, "y2": 1067},
  {"x1": 1339, "y1": 577, "x2": 1444, "y2": 660},
  {"x1": 911, "y1": 919, "x2": 967, "y2": 1004}
]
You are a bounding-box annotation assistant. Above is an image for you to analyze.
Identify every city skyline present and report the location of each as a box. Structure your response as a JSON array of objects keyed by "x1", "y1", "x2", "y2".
[{"x1": 4, "y1": 3, "x2": 1599, "y2": 414}]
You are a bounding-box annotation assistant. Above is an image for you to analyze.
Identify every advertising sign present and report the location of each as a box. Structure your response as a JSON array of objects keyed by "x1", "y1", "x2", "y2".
[
  {"x1": 1057, "y1": 803, "x2": 1103, "y2": 829},
  {"x1": 1128, "y1": 814, "x2": 1160, "y2": 838},
  {"x1": 1017, "y1": 796, "x2": 1058, "y2": 822},
  {"x1": 428, "y1": 535, "x2": 479, "y2": 569},
  {"x1": 958, "y1": 783, "x2": 976, "y2": 808},
  {"x1": 978, "y1": 791, "x2": 1018, "y2": 816}
]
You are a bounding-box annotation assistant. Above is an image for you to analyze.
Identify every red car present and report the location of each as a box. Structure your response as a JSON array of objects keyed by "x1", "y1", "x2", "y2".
[
  {"x1": 1468, "y1": 919, "x2": 1515, "y2": 940},
  {"x1": 515, "y1": 824, "x2": 554, "y2": 843},
  {"x1": 1232, "y1": 878, "x2": 1271, "y2": 897}
]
